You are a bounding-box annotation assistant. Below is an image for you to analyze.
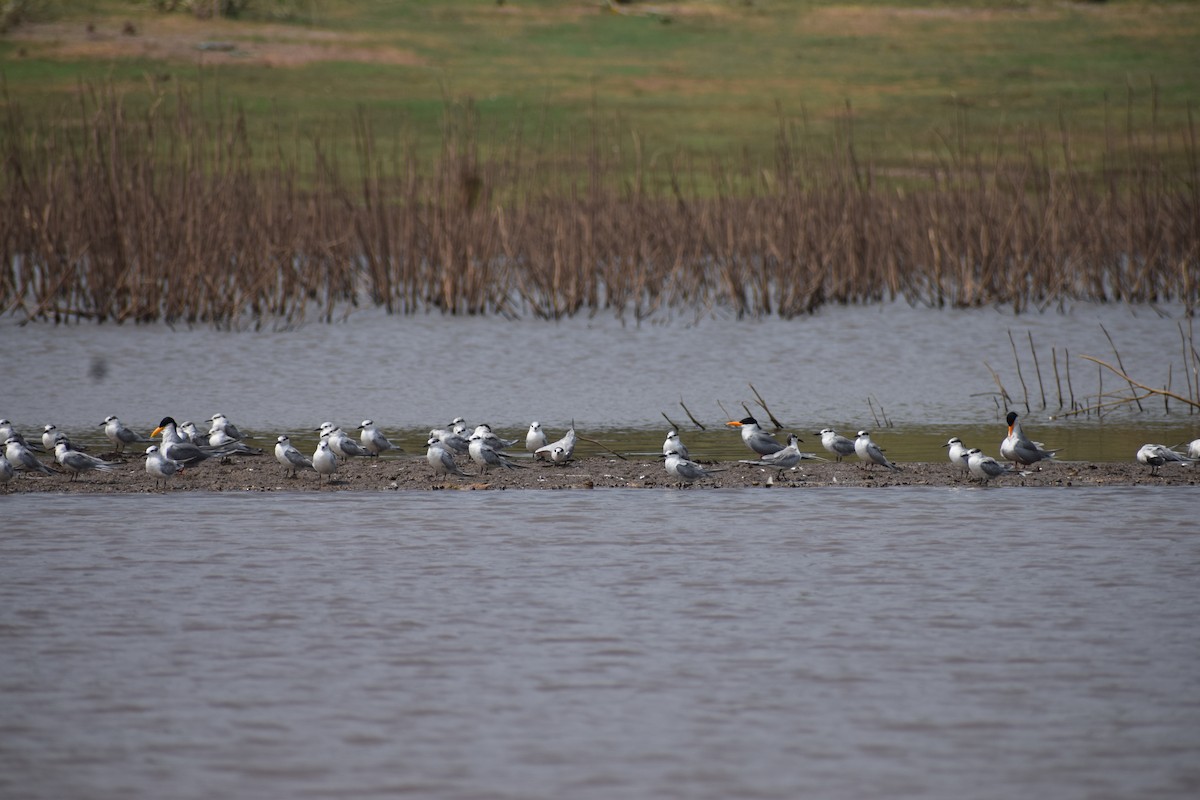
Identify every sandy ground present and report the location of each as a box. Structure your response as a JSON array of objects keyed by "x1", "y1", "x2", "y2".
[{"x1": 3, "y1": 453, "x2": 1196, "y2": 494}]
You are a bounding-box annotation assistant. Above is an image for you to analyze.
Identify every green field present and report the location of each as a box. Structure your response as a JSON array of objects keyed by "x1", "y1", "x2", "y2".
[{"x1": 2, "y1": 0, "x2": 1197, "y2": 178}]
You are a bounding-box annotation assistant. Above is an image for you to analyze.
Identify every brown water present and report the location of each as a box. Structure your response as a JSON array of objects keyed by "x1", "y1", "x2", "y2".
[{"x1": 1, "y1": 489, "x2": 1197, "y2": 799}]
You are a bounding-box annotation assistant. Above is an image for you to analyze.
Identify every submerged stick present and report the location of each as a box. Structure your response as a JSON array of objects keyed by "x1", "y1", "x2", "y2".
[
  {"x1": 1051, "y1": 347, "x2": 1064, "y2": 409},
  {"x1": 983, "y1": 360, "x2": 1012, "y2": 408},
  {"x1": 576, "y1": 434, "x2": 628, "y2": 461},
  {"x1": 1028, "y1": 331, "x2": 1047, "y2": 409},
  {"x1": 1008, "y1": 329, "x2": 1031, "y2": 413},
  {"x1": 1079, "y1": 354, "x2": 1200, "y2": 410},
  {"x1": 1100, "y1": 324, "x2": 1144, "y2": 412},
  {"x1": 661, "y1": 411, "x2": 682, "y2": 431},
  {"x1": 749, "y1": 383, "x2": 785, "y2": 430},
  {"x1": 679, "y1": 398, "x2": 706, "y2": 430}
]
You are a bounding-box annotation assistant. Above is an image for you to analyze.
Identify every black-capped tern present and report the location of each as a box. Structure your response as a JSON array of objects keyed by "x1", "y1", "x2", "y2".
[
  {"x1": 855, "y1": 430, "x2": 901, "y2": 471},
  {"x1": 151, "y1": 417, "x2": 229, "y2": 466},
  {"x1": 1136, "y1": 443, "x2": 1194, "y2": 476},
  {"x1": 275, "y1": 435, "x2": 315, "y2": 477},
  {"x1": 727, "y1": 416, "x2": 785, "y2": 456},
  {"x1": 358, "y1": 420, "x2": 400, "y2": 455},
  {"x1": 1000, "y1": 411, "x2": 1059, "y2": 468},
  {"x1": 526, "y1": 422, "x2": 549, "y2": 454},
  {"x1": 144, "y1": 444, "x2": 183, "y2": 489},
  {"x1": 101, "y1": 415, "x2": 152, "y2": 454},
  {"x1": 312, "y1": 440, "x2": 338, "y2": 483},
  {"x1": 966, "y1": 448, "x2": 1022, "y2": 484},
  {"x1": 5, "y1": 435, "x2": 54, "y2": 475},
  {"x1": 664, "y1": 449, "x2": 725, "y2": 487},
  {"x1": 54, "y1": 439, "x2": 116, "y2": 481}
]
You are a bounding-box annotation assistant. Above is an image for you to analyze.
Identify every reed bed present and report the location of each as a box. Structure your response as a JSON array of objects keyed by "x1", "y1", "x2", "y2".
[{"x1": 2, "y1": 86, "x2": 1197, "y2": 327}]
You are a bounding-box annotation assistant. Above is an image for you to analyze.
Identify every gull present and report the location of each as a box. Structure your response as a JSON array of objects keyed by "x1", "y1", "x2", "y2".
[
  {"x1": 43, "y1": 424, "x2": 86, "y2": 452},
  {"x1": 275, "y1": 435, "x2": 315, "y2": 477},
  {"x1": 54, "y1": 439, "x2": 117, "y2": 481},
  {"x1": 526, "y1": 422, "x2": 549, "y2": 454},
  {"x1": 727, "y1": 416, "x2": 785, "y2": 456},
  {"x1": 1136, "y1": 443, "x2": 1194, "y2": 476},
  {"x1": 966, "y1": 448, "x2": 1023, "y2": 485},
  {"x1": 855, "y1": 430, "x2": 901, "y2": 471},
  {"x1": 427, "y1": 437, "x2": 471, "y2": 481},
  {"x1": 664, "y1": 449, "x2": 725, "y2": 488},
  {"x1": 430, "y1": 427, "x2": 471, "y2": 455},
  {"x1": 100, "y1": 415, "x2": 153, "y2": 454},
  {"x1": 943, "y1": 437, "x2": 971, "y2": 471},
  {"x1": 144, "y1": 445, "x2": 183, "y2": 489},
  {"x1": 535, "y1": 422, "x2": 577, "y2": 463},
  {"x1": 358, "y1": 420, "x2": 400, "y2": 456},
  {"x1": 209, "y1": 413, "x2": 246, "y2": 442},
  {"x1": 663, "y1": 430, "x2": 688, "y2": 460},
  {"x1": 316, "y1": 422, "x2": 375, "y2": 458},
  {"x1": 151, "y1": 417, "x2": 231, "y2": 467},
  {"x1": 469, "y1": 434, "x2": 525, "y2": 474},
  {"x1": 0, "y1": 419, "x2": 43, "y2": 451},
  {"x1": 815, "y1": 428, "x2": 856, "y2": 462},
  {"x1": 1000, "y1": 411, "x2": 1059, "y2": 468},
  {"x1": 0, "y1": 452, "x2": 14, "y2": 491},
  {"x1": 5, "y1": 436, "x2": 54, "y2": 476},
  {"x1": 312, "y1": 440, "x2": 338, "y2": 483},
  {"x1": 739, "y1": 433, "x2": 825, "y2": 472}
]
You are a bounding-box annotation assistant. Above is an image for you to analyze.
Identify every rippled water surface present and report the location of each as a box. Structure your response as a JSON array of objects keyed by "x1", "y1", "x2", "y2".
[{"x1": 2, "y1": 488, "x2": 1197, "y2": 799}]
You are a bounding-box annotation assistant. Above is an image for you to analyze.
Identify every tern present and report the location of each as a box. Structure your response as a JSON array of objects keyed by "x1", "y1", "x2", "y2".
[
  {"x1": 727, "y1": 416, "x2": 785, "y2": 456},
  {"x1": 316, "y1": 423, "x2": 375, "y2": 458},
  {"x1": 966, "y1": 448, "x2": 1022, "y2": 484},
  {"x1": 740, "y1": 433, "x2": 825, "y2": 472},
  {"x1": 1136, "y1": 443, "x2": 1193, "y2": 476},
  {"x1": 151, "y1": 417, "x2": 231, "y2": 467},
  {"x1": 943, "y1": 437, "x2": 971, "y2": 471},
  {"x1": 815, "y1": 428, "x2": 856, "y2": 462},
  {"x1": 664, "y1": 449, "x2": 725, "y2": 488},
  {"x1": 535, "y1": 423, "x2": 577, "y2": 463},
  {"x1": 144, "y1": 445, "x2": 183, "y2": 489},
  {"x1": 430, "y1": 427, "x2": 471, "y2": 455},
  {"x1": 662, "y1": 430, "x2": 688, "y2": 460},
  {"x1": 275, "y1": 435, "x2": 315, "y2": 477},
  {"x1": 100, "y1": 415, "x2": 153, "y2": 454},
  {"x1": 0, "y1": 452, "x2": 14, "y2": 491},
  {"x1": 427, "y1": 437, "x2": 471, "y2": 481},
  {"x1": 855, "y1": 430, "x2": 901, "y2": 471},
  {"x1": 55, "y1": 439, "x2": 117, "y2": 481},
  {"x1": 472, "y1": 424, "x2": 517, "y2": 451},
  {"x1": 209, "y1": 413, "x2": 246, "y2": 442},
  {"x1": 5, "y1": 436, "x2": 54, "y2": 475},
  {"x1": 358, "y1": 420, "x2": 400, "y2": 456},
  {"x1": 1000, "y1": 411, "x2": 1059, "y2": 468},
  {"x1": 312, "y1": 440, "x2": 338, "y2": 483},
  {"x1": 43, "y1": 424, "x2": 86, "y2": 452},
  {"x1": 469, "y1": 434, "x2": 525, "y2": 473},
  {"x1": 178, "y1": 421, "x2": 210, "y2": 446},
  {"x1": 526, "y1": 422, "x2": 549, "y2": 454},
  {"x1": 0, "y1": 419, "x2": 43, "y2": 452},
  {"x1": 1188, "y1": 439, "x2": 1200, "y2": 460}
]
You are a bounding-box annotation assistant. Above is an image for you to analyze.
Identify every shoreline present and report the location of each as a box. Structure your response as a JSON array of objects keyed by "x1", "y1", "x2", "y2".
[{"x1": 3, "y1": 455, "x2": 1196, "y2": 493}]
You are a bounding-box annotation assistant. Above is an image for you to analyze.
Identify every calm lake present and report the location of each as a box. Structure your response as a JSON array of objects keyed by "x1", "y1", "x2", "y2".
[
  {"x1": 2, "y1": 304, "x2": 1198, "y2": 798},
  {"x1": 2, "y1": 488, "x2": 1198, "y2": 800}
]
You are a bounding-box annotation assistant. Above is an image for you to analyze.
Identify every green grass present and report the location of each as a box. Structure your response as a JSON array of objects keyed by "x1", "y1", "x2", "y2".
[{"x1": 2, "y1": 0, "x2": 1197, "y2": 182}]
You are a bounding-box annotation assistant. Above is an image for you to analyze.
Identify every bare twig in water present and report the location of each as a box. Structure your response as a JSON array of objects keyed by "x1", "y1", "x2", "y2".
[
  {"x1": 679, "y1": 398, "x2": 706, "y2": 430},
  {"x1": 749, "y1": 383, "x2": 785, "y2": 430},
  {"x1": 717, "y1": 399, "x2": 735, "y2": 422},
  {"x1": 1008, "y1": 329, "x2": 1030, "y2": 413},
  {"x1": 1051, "y1": 347, "x2": 1064, "y2": 409},
  {"x1": 661, "y1": 411, "x2": 682, "y2": 431},
  {"x1": 1028, "y1": 332, "x2": 1046, "y2": 409},
  {"x1": 576, "y1": 434, "x2": 628, "y2": 460},
  {"x1": 1050, "y1": 390, "x2": 1157, "y2": 419},
  {"x1": 1078, "y1": 354, "x2": 1200, "y2": 410},
  {"x1": 983, "y1": 361, "x2": 1012, "y2": 408},
  {"x1": 1100, "y1": 324, "x2": 1144, "y2": 412}
]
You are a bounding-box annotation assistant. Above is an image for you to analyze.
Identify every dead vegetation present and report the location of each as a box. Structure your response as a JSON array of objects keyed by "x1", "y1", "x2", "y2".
[{"x1": 1, "y1": 85, "x2": 1197, "y2": 327}]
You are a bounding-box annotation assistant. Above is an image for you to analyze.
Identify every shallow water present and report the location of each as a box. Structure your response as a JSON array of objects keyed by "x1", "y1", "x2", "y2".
[{"x1": 2, "y1": 488, "x2": 1197, "y2": 800}]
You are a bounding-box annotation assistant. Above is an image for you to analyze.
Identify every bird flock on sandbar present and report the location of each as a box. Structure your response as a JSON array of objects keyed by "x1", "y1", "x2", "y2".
[{"x1": 1, "y1": 410, "x2": 1197, "y2": 491}]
